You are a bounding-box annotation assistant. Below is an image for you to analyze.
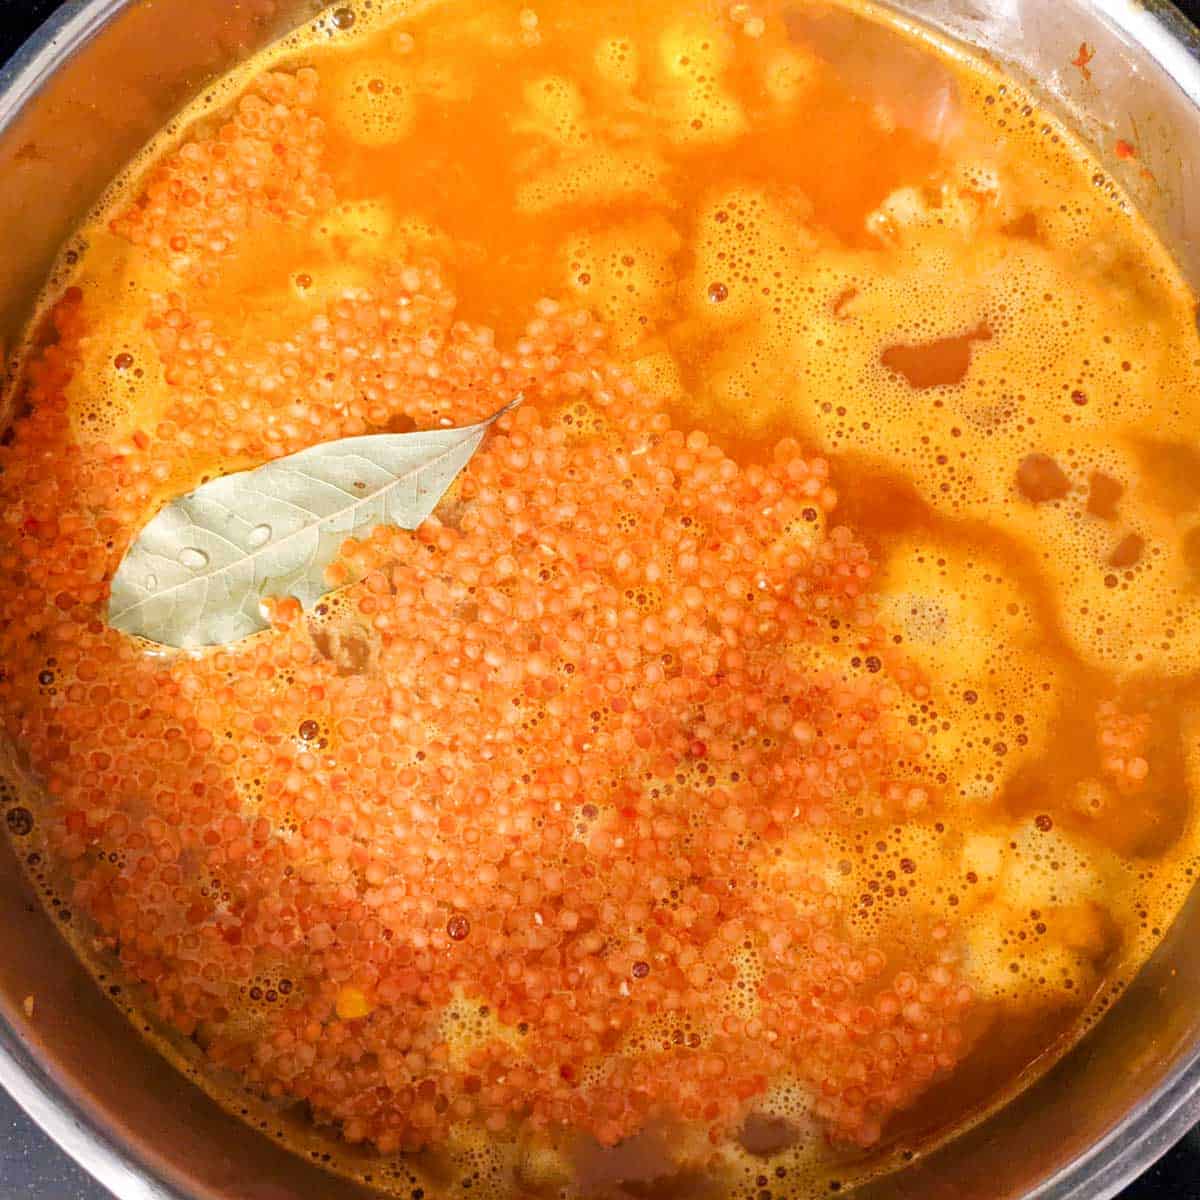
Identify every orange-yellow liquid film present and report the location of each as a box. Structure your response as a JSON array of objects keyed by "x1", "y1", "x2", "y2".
[{"x1": 3, "y1": 1, "x2": 1200, "y2": 1197}]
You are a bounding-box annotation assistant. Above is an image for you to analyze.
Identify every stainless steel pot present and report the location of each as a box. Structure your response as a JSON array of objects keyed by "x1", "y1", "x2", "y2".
[{"x1": 2, "y1": 1, "x2": 1200, "y2": 1197}]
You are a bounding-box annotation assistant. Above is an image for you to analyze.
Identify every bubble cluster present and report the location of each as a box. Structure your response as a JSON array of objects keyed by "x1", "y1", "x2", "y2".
[
  {"x1": 563, "y1": 216, "x2": 682, "y2": 349},
  {"x1": 329, "y1": 57, "x2": 417, "y2": 146},
  {"x1": 655, "y1": 19, "x2": 747, "y2": 146},
  {"x1": 876, "y1": 534, "x2": 1061, "y2": 809}
]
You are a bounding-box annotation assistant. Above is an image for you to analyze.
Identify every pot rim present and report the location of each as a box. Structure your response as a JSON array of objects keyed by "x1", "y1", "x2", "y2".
[{"x1": 2, "y1": 2, "x2": 1200, "y2": 1198}]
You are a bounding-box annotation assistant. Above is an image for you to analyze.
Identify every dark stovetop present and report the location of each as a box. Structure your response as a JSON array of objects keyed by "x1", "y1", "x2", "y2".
[{"x1": 2, "y1": 0, "x2": 1200, "y2": 1195}]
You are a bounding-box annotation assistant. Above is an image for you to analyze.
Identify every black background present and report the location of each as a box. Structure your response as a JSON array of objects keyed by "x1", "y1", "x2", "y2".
[{"x1": 1, "y1": 0, "x2": 1200, "y2": 1195}]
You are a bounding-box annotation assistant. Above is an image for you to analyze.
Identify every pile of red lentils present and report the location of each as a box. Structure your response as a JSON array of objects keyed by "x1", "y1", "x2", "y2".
[
  {"x1": 0, "y1": 66, "x2": 972, "y2": 1158},
  {"x1": 111, "y1": 69, "x2": 334, "y2": 286}
]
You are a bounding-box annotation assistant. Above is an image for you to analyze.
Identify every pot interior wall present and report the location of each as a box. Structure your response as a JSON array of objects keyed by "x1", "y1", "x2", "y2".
[{"x1": 0, "y1": 2, "x2": 1199, "y2": 1198}]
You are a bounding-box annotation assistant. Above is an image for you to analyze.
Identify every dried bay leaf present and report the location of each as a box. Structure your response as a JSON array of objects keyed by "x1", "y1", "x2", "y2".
[{"x1": 108, "y1": 401, "x2": 517, "y2": 649}]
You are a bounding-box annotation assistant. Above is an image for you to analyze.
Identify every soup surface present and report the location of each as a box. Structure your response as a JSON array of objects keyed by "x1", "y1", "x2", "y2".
[{"x1": 3, "y1": 0, "x2": 1200, "y2": 1195}]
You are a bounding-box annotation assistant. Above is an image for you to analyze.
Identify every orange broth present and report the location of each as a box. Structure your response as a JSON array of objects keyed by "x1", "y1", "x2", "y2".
[{"x1": 3, "y1": 0, "x2": 1200, "y2": 1196}]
